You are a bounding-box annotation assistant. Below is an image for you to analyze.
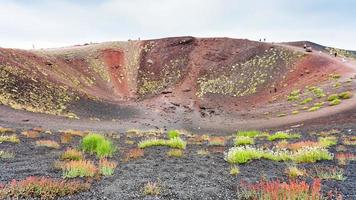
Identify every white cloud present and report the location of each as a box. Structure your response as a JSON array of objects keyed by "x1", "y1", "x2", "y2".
[{"x1": 0, "y1": 0, "x2": 354, "y2": 50}]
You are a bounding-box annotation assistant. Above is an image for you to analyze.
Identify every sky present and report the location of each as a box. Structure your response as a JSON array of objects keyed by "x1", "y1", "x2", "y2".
[{"x1": 0, "y1": 0, "x2": 355, "y2": 50}]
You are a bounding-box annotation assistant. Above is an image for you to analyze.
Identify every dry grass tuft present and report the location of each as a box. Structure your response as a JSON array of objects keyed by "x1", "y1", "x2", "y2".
[
  {"x1": 143, "y1": 181, "x2": 161, "y2": 196},
  {"x1": 125, "y1": 148, "x2": 144, "y2": 161},
  {"x1": 35, "y1": 140, "x2": 60, "y2": 149}
]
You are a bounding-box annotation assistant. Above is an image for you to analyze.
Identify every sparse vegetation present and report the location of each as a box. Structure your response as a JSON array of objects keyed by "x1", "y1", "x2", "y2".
[
  {"x1": 143, "y1": 181, "x2": 161, "y2": 196},
  {"x1": 99, "y1": 159, "x2": 117, "y2": 176},
  {"x1": 61, "y1": 129, "x2": 86, "y2": 137},
  {"x1": 300, "y1": 97, "x2": 312, "y2": 105},
  {"x1": 166, "y1": 137, "x2": 187, "y2": 149},
  {"x1": 267, "y1": 132, "x2": 300, "y2": 141},
  {"x1": 0, "y1": 135, "x2": 19, "y2": 143},
  {"x1": 225, "y1": 146, "x2": 264, "y2": 164},
  {"x1": 225, "y1": 146, "x2": 332, "y2": 164},
  {"x1": 0, "y1": 176, "x2": 90, "y2": 200},
  {"x1": 314, "y1": 167, "x2": 345, "y2": 181},
  {"x1": 338, "y1": 91, "x2": 352, "y2": 99},
  {"x1": 138, "y1": 137, "x2": 186, "y2": 149},
  {"x1": 235, "y1": 136, "x2": 254, "y2": 146},
  {"x1": 308, "y1": 87, "x2": 325, "y2": 98},
  {"x1": 196, "y1": 149, "x2": 209, "y2": 156},
  {"x1": 230, "y1": 166, "x2": 240, "y2": 176},
  {"x1": 286, "y1": 166, "x2": 305, "y2": 178},
  {"x1": 336, "y1": 153, "x2": 356, "y2": 165},
  {"x1": 138, "y1": 138, "x2": 167, "y2": 148},
  {"x1": 293, "y1": 147, "x2": 333, "y2": 163},
  {"x1": 125, "y1": 148, "x2": 144, "y2": 161},
  {"x1": 329, "y1": 99, "x2": 341, "y2": 106},
  {"x1": 167, "y1": 149, "x2": 184, "y2": 157},
  {"x1": 318, "y1": 136, "x2": 337, "y2": 147},
  {"x1": 81, "y1": 133, "x2": 116, "y2": 158},
  {"x1": 0, "y1": 127, "x2": 14, "y2": 134},
  {"x1": 236, "y1": 130, "x2": 261, "y2": 138},
  {"x1": 62, "y1": 160, "x2": 98, "y2": 178},
  {"x1": 60, "y1": 148, "x2": 83, "y2": 161},
  {"x1": 0, "y1": 150, "x2": 14, "y2": 159},
  {"x1": 35, "y1": 140, "x2": 60, "y2": 149},
  {"x1": 238, "y1": 179, "x2": 321, "y2": 200},
  {"x1": 287, "y1": 89, "x2": 300, "y2": 101},
  {"x1": 327, "y1": 94, "x2": 339, "y2": 101},
  {"x1": 308, "y1": 106, "x2": 321, "y2": 112},
  {"x1": 277, "y1": 113, "x2": 287, "y2": 117},
  {"x1": 21, "y1": 130, "x2": 40, "y2": 138},
  {"x1": 208, "y1": 136, "x2": 225, "y2": 146},
  {"x1": 342, "y1": 135, "x2": 356, "y2": 145},
  {"x1": 167, "y1": 129, "x2": 180, "y2": 139},
  {"x1": 292, "y1": 110, "x2": 299, "y2": 115},
  {"x1": 286, "y1": 141, "x2": 321, "y2": 151},
  {"x1": 60, "y1": 133, "x2": 73, "y2": 144}
]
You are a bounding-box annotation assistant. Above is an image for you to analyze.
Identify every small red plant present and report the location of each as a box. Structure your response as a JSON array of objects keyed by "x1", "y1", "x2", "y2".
[
  {"x1": 0, "y1": 176, "x2": 90, "y2": 199},
  {"x1": 125, "y1": 148, "x2": 144, "y2": 161},
  {"x1": 336, "y1": 153, "x2": 356, "y2": 165},
  {"x1": 208, "y1": 136, "x2": 226, "y2": 146},
  {"x1": 36, "y1": 140, "x2": 60, "y2": 149},
  {"x1": 239, "y1": 179, "x2": 321, "y2": 200},
  {"x1": 21, "y1": 130, "x2": 40, "y2": 138},
  {"x1": 63, "y1": 160, "x2": 98, "y2": 178},
  {"x1": 288, "y1": 141, "x2": 321, "y2": 150},
  {"x1": 60, "y1": 133, "x2": 73, "y2": 144}
]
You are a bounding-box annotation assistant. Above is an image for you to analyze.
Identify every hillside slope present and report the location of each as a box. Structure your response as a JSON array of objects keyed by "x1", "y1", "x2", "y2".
[{"x1": 0, "y1": 37, "x2": 355, "y2": 131}]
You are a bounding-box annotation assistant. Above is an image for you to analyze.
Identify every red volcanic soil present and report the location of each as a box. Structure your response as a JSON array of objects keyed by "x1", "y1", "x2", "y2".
[
  {"x1": 102, "y1": 49, "x2": 130, "y2": 97},
  {"x1": 0, "y1": 36, "x2": 355, "y2": 132}
]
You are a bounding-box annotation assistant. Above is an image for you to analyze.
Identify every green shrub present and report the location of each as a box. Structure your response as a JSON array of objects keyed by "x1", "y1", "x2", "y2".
[
  {"x1": 300, "y1": 97, "x2": 312, "y2": 105},
  {"x1": 138, "y1": 137, "x2": 186, "y2": 149},
  {"x1": 318, "y1": 136, "x2": 337, "y2": 147},
  {"x1": 329, "y1": 99, "x2": 341, "y2": 106},
  {"x1": 81, "y1": 133, "x2": 116, "y2": 158},
  {"x1": 267, "y1": 132, "x2": 301, "y2": 141},
  {"x1": 292, "y1": 147, "x2": 333, "y2": 163},
  {"x1": 262, "y1": 149, "x2": 291, "y2": 162},
  {"x1": 327, "y1": 94, "x2": 339, "y2": 101},
  {"x1": 225, "y1": 146, "x2": 332, "y2": 164},
  {"x1": 338, "y1": 91, "x2": 352, "y2": 99},
  {"x1": 235, "y1": 136, "x2": 254, "y2": 146},
  {"x1": 166, "y1": 137, "x2": 186, "y2": 149},
  {"x1": 81, "y1": 134, "x2": 105, "y2": 153},
  {"x1": 225, "y1": 146, "x2": 264, "y2": 164},
  {"x1": 95, "y1": 140, "x2": 115, "y2": 158},
  {"x1": 236, "y1": 130, "x2": 261, "y2": 138},
  {"x1": 167, "y1": 130, "x2": 180, "y2": 139},
  {"x1": 138, "y1": 138, "x2": 166, "y2": 148}
]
